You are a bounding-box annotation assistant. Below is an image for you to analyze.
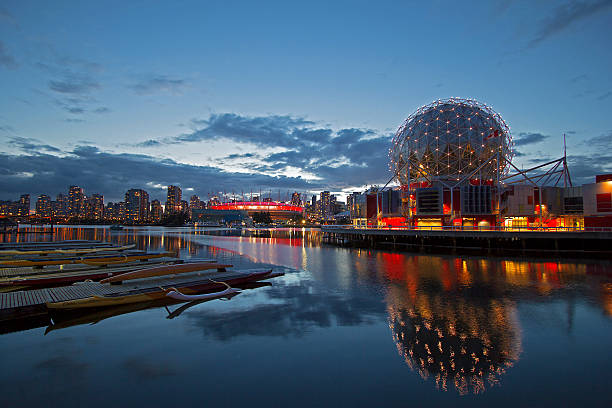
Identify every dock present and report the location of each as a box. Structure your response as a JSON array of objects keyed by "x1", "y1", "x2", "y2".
[
  {"x1": 0, "y1": 240, "x2": 282, "y2": 335},
  {"x1": 0, "y1": 269, "x2": 282, "y2": 333},
  {"x1": 321, "y1": 226, "x2": 612, "y2": 258}
]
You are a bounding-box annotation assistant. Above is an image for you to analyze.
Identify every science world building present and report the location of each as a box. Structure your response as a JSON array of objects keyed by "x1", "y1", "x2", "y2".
[{"x1": 355, "y1": 97, "x2": 612, "y2": 229}]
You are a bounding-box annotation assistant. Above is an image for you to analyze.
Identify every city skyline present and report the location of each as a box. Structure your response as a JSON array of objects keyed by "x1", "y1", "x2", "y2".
[{"x1": 1, "y1": 1, "x2": 612, "y2": 202}]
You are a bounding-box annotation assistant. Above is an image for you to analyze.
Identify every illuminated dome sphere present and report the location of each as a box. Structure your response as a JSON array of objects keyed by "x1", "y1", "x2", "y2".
[{"x1": 390, "y1": 98, "x2": 513, "y2": 185}]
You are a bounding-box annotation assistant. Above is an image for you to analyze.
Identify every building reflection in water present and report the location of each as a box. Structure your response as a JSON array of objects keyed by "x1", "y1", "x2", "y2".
[
  {"x1": 377, "y1": 253, "x2": 610, "y2": 395},
  {"x1": 387, "y1": 286, "x2": 521, "y2": 395}
]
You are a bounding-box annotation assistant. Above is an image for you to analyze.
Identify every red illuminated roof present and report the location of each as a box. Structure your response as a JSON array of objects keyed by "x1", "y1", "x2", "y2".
[
  {"x1": 596, "y1": 174, "x2": 612, "y2": 183},
  {"x1": 211, "y1": 202, "x2": 304, "y2": 212}
]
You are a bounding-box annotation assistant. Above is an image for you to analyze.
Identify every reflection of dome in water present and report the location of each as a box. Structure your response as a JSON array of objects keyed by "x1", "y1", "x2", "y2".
[{"x1": 387, "y1": 287, "x2": 521, "y2": 395}]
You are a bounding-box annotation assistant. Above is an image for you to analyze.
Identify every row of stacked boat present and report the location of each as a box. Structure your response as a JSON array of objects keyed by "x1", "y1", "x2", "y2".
[{"x1": 0, "y1": 240, "x2": 282, "y2": 333}]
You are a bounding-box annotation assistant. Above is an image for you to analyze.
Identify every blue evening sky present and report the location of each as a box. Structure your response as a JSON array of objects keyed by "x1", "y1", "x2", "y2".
[{"x1": 1, "y1": 0, "x2": 611, "y2": 202}]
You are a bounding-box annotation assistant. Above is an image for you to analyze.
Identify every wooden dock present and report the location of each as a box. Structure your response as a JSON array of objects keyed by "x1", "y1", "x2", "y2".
[
  {"x1": 0, "y1": 240, "x2": 282, "y2": 335},
  {"x1": 0, "y1": 269, "x2": 280, "y2": 324},
  {"x1": 321, "y1": 226, "x2": 612, "y2": 258}
]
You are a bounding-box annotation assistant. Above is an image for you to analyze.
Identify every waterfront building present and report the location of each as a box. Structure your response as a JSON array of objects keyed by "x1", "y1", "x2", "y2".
[
  {"x1": 18, "y1": 194, "x2": 30, "y2": 217},
  {"x1": 54, "y1": 193, "x2": 67, "y2": 218},
  {"x1": 165, "y1": 185, "x2": 182, "y2": 214},
  {"x1": 105, "y1": 202, "x2": 126, "y2": 222},
  {"x1": 189, "y1": 195, "x2": 203, "y2": 219},
  {"x1": 85, "y1": 194, "x2": 104, "y2": 220},
  {"x1": 208, "y1": 195, "x2": 221, "y2": 207},
  {"x1": 291, "y1": 192, "x2": 301, "y2": 206},
  {"x1": 381, "y1": 97, "x2": 600, "y2": 229},
  {"x1": 125, "y1": 189, "x2": 149, "y2": 222},
  {"x1": 0, "y1": 200, "x2": 18, "y2": 216},
  {"x1": 36, "y1": 194, "x2": 52, "y2": 218},
  {"x1": 582, "y1": 175, "x2": 612, "y2": 227},
  {"x1": 319, "y1": 191, "x2": 333, "y2": 221},
  {"x1": 192, "y1": 208, "x2": 250, "y2": 226},
  {"x1": 348, "y1": 192, "x2": 367, "y2": 226},
  {"x1": 68, "y1": 186, "x2": 85, "y2": 218},
  {"x1": 210, "y1": 201, "x2": 304, "y2": 221},
  {"x1": 180, "y1": 200, "x2": 188, "y2": 214},
  {"x1": 150, "y1": 199, "x2": 163, "y2": 222}
]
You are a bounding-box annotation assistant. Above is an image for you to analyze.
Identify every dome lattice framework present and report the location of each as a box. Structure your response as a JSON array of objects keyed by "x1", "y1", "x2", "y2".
[{"x1": 390, "y1": 98, "x2": 513, "y2": 185}]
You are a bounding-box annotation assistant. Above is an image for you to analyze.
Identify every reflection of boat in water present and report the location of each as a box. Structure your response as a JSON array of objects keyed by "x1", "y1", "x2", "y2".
[
  {"x1": 387, "y1": 287, "x2": 521, "y2": 395},
  {"x1": 45, "y1": 281, "x2": 271, "y2": 334}
]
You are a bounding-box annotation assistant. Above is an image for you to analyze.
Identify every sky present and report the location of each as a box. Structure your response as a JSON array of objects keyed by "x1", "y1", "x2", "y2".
[{"x1": 1, "y1": 0, "x2": 611, "y2": 203}]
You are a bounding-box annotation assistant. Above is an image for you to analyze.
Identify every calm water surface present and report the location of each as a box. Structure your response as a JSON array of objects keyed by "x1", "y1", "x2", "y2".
[{"x1": 1, "y1": 226, "x2": 611, "y2": 407}]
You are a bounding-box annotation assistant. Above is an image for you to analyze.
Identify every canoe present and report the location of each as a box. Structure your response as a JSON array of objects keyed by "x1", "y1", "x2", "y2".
[
  {"x1": 0, "y1": 251, "x2": 174, "y2": 267},
  {"x1": 0, "y1": 261, "x2": 215, "y2": 289},
  {"x1": 99, "y1": 262, "x2": 232, "y2": 283},
  {"x1": 0, "y1": 244, "x2": 136, "y2": 256},
  {"x1": 46, "y1": 269, "x2": 277, "y2": 310}
]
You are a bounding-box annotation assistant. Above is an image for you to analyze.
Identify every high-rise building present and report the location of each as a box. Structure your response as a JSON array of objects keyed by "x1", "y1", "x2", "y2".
[
  {"x1": 180, "y1": 200, "x2": 188, "y2": 214},
  {"x1": 320, "y1": 191, "x2": 332, "y2": 221},
  {"x1": 36, "y1": 195, "x2": 52, "y2": 218},
  {"x1": 68, "y1": 186, "x2": 85, "y2": 217},
  {"x1": 150, "y1": 199, "x2": 163, "y2": 222},
  {"x1": 85, "y1": 194, "x2": 104, "y2": 220},
  {"x1": 105, "y1": 202, "x2": 126, "y2": 222},
  {"x1": 0, "y1": 201, "x2": 18, "y2": 216},
  {"x1": 55, "y1": 193, "x2": 67, "y2": 218},
  {"x1": 189, "y1": 195, "x2": 203, "y2": 218},
  {"x1": 18, "y1": 194, "x2": 30, "y2": 217},
  {"x1": 291, "y1": 192, "x2": 301, "y2": 206},
  {"x1": 165, "y1": 185, "x2": 182, "y2": 213},
  {"x1": 125, "y1": 189, "x2": 150, "y2": 222}
]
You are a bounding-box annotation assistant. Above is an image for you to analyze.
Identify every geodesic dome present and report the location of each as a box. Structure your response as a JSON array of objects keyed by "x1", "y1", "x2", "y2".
[{"x1": 390, "y1": 98, "x2": 513, "y2": 185}]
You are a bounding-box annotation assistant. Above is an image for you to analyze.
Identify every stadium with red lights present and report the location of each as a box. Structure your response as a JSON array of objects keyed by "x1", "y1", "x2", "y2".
[{"x1": 211, "y1": 201, "x2": 304, "y2": 220}]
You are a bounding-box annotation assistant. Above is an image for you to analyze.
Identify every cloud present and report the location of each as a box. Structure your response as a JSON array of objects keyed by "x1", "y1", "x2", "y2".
[
  {"x1": 0, "y1": 40, "x2": 17, "y2": 68},
  {"x1": 224, "y1": 153, "x2": 257, "y2": 160},
  {"x1": 48, "y1": 75, "x2": 100, "y2": 95},
  {"x1": 134, "y1": 113, "x2": 393, "y2": 190},
  {"x1": 93, "y1": 107, "x2": 111, "y2": 114},
  {"x1": 128, "y1": 75, "x2": 187, "y2": 95},
  {"x1": 583, "y1": 131, "x2": 612, "y2": 148},
  {"x1": 567, "y1": 153, "x2": 612, "y2": 184},
  {"x1": 597, "y1": 90, "x2": 612, "y2": 100},
  {"x1": 66, "y1": 106, "x2": 85, "y2": 114},
  {"x1": 514, "y1": 132, "x2": 549, "y2": 146},
  {"x1": 528, "y1": 0, "x2": 612, "y2": 47},
  {"x1": 569, "y1": 73, "x2": 588, "y2": 83},
  {"x1": 36, "y1": 56, "x2": 103, "y2": 119},
  {"x1": 0, "y1": 143, "x2": 315, "y2": 202},
  {"x1": 5, "y1": 136, "x2": 63, "y2": 154},
  {"x1": 172, "y1": 113, "x2": 315, "y2": 147},
  {"x1": 133, "y1": 139, "x2": 162, "y2": 147}
]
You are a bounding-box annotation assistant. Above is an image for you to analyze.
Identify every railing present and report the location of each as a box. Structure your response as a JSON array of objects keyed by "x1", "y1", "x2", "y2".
[{"x1": 322, "y1": 225, "x2": 612, "y2": 233}]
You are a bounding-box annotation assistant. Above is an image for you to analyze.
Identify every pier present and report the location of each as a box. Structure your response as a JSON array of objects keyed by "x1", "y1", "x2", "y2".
[{"x1": 321, "y1": 226, "x2": 612, "y2": 258}]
